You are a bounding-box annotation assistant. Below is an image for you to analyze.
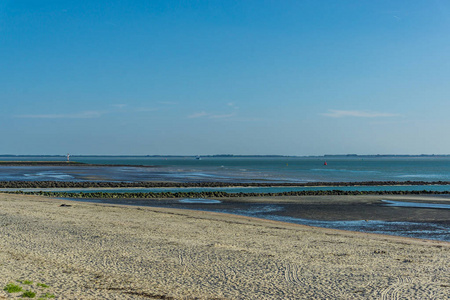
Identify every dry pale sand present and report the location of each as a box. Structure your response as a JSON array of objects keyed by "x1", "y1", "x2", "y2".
[{"x1": 0, "y1": 194, "x2": 448, "y2": 299}]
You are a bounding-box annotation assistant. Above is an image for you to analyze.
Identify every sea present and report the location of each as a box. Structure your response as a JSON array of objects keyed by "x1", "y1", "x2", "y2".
[
  {"x1": 2, "y1": 155, "x2": 450, "y2": 183},
  {"x1": 1, "y1": 155, "x2": 449, "y2": 241}
]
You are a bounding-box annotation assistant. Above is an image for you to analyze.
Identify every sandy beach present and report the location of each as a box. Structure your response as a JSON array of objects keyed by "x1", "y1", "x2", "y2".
[{"x1": 0, "y1": 193, "x2": 448, "y2": 299}]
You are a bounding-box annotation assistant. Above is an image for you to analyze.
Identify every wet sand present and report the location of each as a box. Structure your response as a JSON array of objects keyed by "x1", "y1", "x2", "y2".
[
  {"x1": 92, "y1": 194, "x2": 450, "y2": 222},
  {"x1": 66, "y1": 194, "x2": 450, "y2": 241},
  {"x1": 256, "y1": 195, "x2": 450, "y2": 222},
  {"x1": 0, "y1": 193, "x2": 449, "y2": 299}
]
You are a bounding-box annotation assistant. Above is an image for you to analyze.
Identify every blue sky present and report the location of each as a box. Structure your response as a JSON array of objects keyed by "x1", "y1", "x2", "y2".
[{"x1": 1, "y1": 1, "x2": 450, "y2": 155}]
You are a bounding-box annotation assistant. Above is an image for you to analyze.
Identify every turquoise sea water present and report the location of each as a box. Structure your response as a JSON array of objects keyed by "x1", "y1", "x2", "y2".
[{"x1": 2, "y1": 155, "x2": 450, "y2": 183}]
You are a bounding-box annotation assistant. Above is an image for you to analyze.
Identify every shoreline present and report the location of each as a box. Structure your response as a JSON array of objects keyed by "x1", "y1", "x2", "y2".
[{"x1": 0, "y1": 193, "x2": 448, "y2": 299}]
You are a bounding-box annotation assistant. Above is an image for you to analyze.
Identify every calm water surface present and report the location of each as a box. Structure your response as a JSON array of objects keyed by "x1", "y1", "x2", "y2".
[{"x1": 2, "y1": 156, "x2": 450, "y2": 183}]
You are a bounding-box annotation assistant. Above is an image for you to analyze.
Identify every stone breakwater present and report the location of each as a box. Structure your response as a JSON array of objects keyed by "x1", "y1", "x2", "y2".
[
  {"x1": 5, "y1": 189, "x2": 450, "y2": 199},
  {"x1": 1, "y1": 180, "x2": 450, "y2": 189}
]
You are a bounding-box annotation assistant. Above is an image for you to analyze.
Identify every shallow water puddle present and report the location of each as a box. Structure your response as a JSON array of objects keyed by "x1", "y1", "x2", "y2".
[
  {"x1": 178, "y1": 198, "x2": 222, "y2": 204},
  {"x1": 382, "y1": 200, "x2": 450, "y2": 209}
]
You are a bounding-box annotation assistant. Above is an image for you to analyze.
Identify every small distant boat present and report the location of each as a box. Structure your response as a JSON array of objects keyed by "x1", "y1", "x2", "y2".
[
  {"x1": 324, "y1": 161, "x2": 327, "y2": 166},
  {"x1": 195, "y1": 156, "x2": 201, "y2": 160}
]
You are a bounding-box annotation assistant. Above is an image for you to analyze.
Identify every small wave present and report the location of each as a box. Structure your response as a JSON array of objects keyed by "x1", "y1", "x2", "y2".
[
  {"x1": 232, "y1": 205, "x2": 284, "y2": 215},
  {"x1": 162, "y1": 172, "x2": 230, "y2": 179},
  {"x1": 118, "y1": 167, "x2": 140, "y2": 171},
  {"x1": 23, "y1": 172, "x2": 74, "y2": 180},
  {"x1": 310, "y1": 168, "x2": 378, "y2": 173},
  {"x1": 396, "y1": 174, "x2": 444, "y2": 178},
  {"x1": 38, "y1": 173, "x2": 74, "y2": 179}
]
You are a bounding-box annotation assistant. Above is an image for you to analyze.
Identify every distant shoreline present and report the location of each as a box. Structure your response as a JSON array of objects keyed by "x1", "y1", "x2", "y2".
[
  {"x1": 1, "y1": 154, "x2": 450, "y2": 158},
  {"x1": 0, "y1": 161, "x2": 158, "y2": 167}
]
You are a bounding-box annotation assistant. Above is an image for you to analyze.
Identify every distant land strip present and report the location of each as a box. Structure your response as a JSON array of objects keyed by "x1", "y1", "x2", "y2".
[
  {"x1": 0, "y1": 161, "x2": 158, "y2": 167},
  {"x1": 1, "y1": 180, "x2": 450, "y2": 189},
  {"x1": 1, "y1": 154, "x2": 450, "y2": 157},
  {"x1": 4, "y1": 189, "x2": 450, "y2": 199}
]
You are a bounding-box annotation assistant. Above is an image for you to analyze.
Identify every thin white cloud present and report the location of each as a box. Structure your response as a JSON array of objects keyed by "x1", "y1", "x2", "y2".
[
  {"x1": 227, "y1": 102, "x2": 240, "y2": 110},
  {"x1": 188, "y1": 111, "x2": 237, "y2": 119},
  {"x1": 322, "y1": 110, "x2": 399, "y2": 118},
  {"x1": 209, "y1": 112, "x2": 237, "y2": 119},
  {"x1": 188, "y1": 111, "x2": 209, "y2": 119},
  {"x1": 16, "y1": 110, "x2": 105, "y2": 119},
  {"x1": 112, "y1": 104, "x2": 127, "y2": 109},
  {"x1": 15, "y1": 103, "x2": 161, "y2": 119},
  {"x1": 136, "y1": 107, "x2": 158, "y2": 112},
  {"x1": 188, "y1": 103, "x2": 239, "y2": 119},
  {"x1": 158, "y1": 101, "x2": 178, "y2": 105}
]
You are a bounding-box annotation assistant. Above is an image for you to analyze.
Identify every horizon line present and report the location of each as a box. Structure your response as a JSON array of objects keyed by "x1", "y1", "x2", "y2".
[{"x1": 1, "y1": 154, "x2": 450, "y2": 157}]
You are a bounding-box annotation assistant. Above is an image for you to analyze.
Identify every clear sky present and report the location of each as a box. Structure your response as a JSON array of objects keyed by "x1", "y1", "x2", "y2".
[{"x1": 1, "y1": 1, "x2": 450, "y2": 155}]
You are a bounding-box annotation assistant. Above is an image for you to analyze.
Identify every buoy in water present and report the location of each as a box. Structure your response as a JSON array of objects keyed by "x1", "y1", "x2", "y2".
[{"x1": 324, "y1": 162, "x2": 327, "y2": 166}]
